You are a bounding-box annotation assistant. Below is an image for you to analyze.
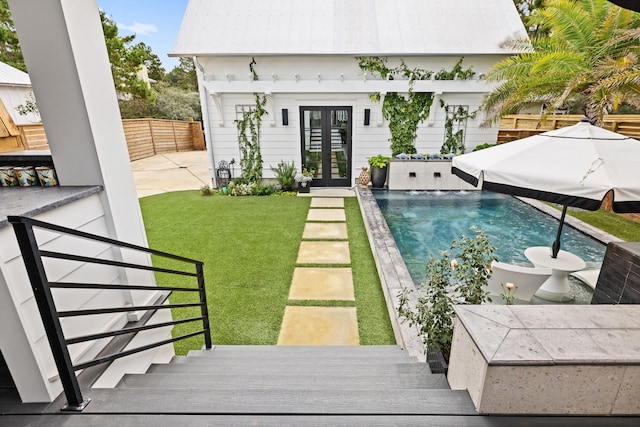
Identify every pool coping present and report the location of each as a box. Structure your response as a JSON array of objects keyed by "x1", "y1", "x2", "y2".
[
  {"x1": 355, "y1": 186, "x2": 426, "y2": 362},
  {"x1": 356, "y1": 187, "x2": 623, "y2": 363}
]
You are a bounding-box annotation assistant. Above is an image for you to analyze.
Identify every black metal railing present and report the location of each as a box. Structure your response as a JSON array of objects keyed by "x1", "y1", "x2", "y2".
[{"x1": 9, "y1": 216, "x2": 211, "y2": 412}]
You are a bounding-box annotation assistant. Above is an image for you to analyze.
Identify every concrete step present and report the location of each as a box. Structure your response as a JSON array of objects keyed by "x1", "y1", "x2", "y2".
[
  {"x1": 83, "y1": 388, "x2": 478, "y2": 415},
  {"x1": 117, "y1": 372, "x2": 450, "y2": 390},
  {"x1": 177, "y1": 346, "x2": 416, "y2": 364},
  {"x1": 188, "y1": 345, "x2": 409, "y2": 357},
  {"x1": 146, "y1": 361, "x2": 431, "y2": 377}
]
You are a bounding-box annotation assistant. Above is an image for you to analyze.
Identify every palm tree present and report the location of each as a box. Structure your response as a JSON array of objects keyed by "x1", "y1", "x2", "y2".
[{"x1": 483, "y1": 0, "x2": 640, "y2": 126}]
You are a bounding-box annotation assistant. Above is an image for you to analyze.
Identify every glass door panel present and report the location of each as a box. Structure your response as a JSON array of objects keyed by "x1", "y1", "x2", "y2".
[
  {"x1": 303, "y1": 109, "x2": 323, "y2": 180},
  {"x1": 300, "y1": 106, "x2": 351, "y2": 187},
  {"x1": 330, "y1": 109, "x2": 349, "y2": 180}
]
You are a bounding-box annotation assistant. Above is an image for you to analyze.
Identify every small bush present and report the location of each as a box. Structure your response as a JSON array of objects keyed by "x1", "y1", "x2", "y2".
[
  {"x1": 200, "y1": 185, "x2": 213, "y2": 196},
  {"x1": 230, "y1": 182, "x2": 257, "y2": 196},
  {"x1": 473, "y1": 143, "x2": 497, "y2": 151},
  {"x1": 398, "y1": 227, "x2": 496, "y2": 360},
  {"x1": 255, "y1": 184, "x2": 278, "y2": 196},
  {"x1": 270, "y1": 160, "x2": 296, "y2": 190}
]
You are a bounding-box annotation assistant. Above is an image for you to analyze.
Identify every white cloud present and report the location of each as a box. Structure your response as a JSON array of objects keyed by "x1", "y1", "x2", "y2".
[{"x1": 117, "y1": 22, "x2": 158, "y2": 36}]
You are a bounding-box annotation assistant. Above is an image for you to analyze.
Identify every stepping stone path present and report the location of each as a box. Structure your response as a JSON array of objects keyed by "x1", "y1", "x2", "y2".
[{"x1": 278, "y1": 196, "x2": 360, "y2": 345}]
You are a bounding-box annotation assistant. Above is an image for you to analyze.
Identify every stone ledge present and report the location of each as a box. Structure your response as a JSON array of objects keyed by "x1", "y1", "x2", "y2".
[{"x1": 448, "y1": 305, "x2": 640, "y2": 415}]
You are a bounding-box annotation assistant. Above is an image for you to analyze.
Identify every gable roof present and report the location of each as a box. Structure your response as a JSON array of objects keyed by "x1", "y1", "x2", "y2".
[
  {"x1": 0, "y1": 61, "x2": 31, "y2": 86},
  {"x1": 172, "y1": 0, "x2": 527, "y2": 57}
]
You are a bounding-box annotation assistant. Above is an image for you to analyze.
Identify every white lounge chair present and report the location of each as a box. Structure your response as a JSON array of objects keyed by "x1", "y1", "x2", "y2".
[
  {"x1": 485, "y1": 261, "x2": 553, "y2": 302},
  {"x1": 569, "y1": 269, "x2": 601, "y2": 290}
]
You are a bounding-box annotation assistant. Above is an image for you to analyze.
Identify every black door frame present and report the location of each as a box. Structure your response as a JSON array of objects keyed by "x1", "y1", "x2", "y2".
[{"x1": 299, "y1": 106, "x2": 352, "y2": 187}]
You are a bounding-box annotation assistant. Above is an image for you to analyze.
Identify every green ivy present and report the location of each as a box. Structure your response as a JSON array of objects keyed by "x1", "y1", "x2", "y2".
[
  {"x1": 440, "y1": 101, "x2": 477, "y2": 155},
  {"x1": 235, "y1": 58, "x2": 267, "y2": 184},
  {"x1": 358, "y1": 57, "x2": 474, "y2": 156},
  {"x1": 434, "y1": 57, "x2": 476, "y2": 81}
]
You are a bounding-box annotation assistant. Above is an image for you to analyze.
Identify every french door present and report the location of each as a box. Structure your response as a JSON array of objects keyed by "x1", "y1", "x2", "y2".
[{"x1": 300, "y1": 106, "x2": 352, "y2": 187}]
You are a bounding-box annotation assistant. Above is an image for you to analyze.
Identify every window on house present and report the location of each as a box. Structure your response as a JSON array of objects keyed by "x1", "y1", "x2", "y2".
[{"x1": 236, "y1": 104, "x2": 255, "y2": 119}]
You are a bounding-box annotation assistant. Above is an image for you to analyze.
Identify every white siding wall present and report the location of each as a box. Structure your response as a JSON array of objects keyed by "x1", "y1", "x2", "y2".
[
  {"x1": 0, "y1": 85, "x2": 40, "y2": 125},
  {"x1": 0, "y1": 194, "x2": 172, "y2": 402},
  {"x1": 199, "y1": 55, "x2": 502, "y2": 185}
]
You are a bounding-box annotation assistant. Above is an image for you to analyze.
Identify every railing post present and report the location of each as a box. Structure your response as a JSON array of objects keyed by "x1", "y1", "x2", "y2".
[
  {"x1": 9, "y1": 218, "x2": 90, "y2": 411},
  {"x1": 196, "y1": 262, "x2": 212, "y2": 349}
]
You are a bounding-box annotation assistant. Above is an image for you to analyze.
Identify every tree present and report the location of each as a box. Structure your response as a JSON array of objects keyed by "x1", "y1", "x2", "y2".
[
  {"x1": 513, "y1": 0, "x2": 547, "y2": 37},
  {"x1": 100, "y1": 11, "x2": 162, "y2": 103},
  {"x1": 483, "y1": 0, "x2": 640, "y2": 126},
  {"x1": 164, "y1": 57, "x2": 197, "y2": 92},
  {"x1": 152, "y1": 81, "x2": 201, "y2": 121},
  {"x1": 0, "y1": 0, "x2": 24, "y2": 71}
]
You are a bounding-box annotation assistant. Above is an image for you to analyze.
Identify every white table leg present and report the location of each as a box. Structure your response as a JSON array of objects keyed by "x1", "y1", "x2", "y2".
[{"x1": 534, "y1": 269, "x2": 575, "y2": 302}]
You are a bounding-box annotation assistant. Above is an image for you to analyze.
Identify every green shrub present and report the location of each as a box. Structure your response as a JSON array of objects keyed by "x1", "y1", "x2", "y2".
[
  {"x1": 255, "y1": 184, "x2": 278, "y2": 196},
  {"x1": 230, "y1": 182, "x2": 257, "y2": 196},
  {"x1": 473, "y1": 143, "x2": 497, "y2": 151},
  {"x1": 270, "y1": 160, "x2": 296, "y2": 190},
  {"x1": 398, "y1": 227, "x2": 495, "y2": 360}
]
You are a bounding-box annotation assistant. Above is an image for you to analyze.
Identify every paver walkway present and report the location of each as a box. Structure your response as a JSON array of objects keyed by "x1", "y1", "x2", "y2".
[{"x1": 278, "y1": 195, "x2": 360, "y2": 345}]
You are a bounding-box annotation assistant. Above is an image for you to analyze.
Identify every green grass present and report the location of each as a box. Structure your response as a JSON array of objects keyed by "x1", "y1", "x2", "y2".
[
  {"x1": 553, "y1": 205, "x2": 640, "y2": 242},
  {"x1": 140, "y1": 191, "x2": 394, "y2": 354}
]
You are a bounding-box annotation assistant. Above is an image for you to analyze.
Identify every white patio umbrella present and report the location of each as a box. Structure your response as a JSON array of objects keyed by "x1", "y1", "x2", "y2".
[{"x1": 452, "y1": 118, "x2": 640, "y2": 258}]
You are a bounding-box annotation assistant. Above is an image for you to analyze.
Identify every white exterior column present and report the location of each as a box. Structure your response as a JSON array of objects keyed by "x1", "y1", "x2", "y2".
[
  {"x1": 3, "y1": 0, "x2": 172, "y2": 402},
  {"x1": 7, "y1": 0, "x2": 148, "y2": 251}
]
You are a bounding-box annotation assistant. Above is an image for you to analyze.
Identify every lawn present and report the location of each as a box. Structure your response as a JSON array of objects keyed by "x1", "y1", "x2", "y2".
[
  {"x1": 558, "y1": 206, "x2": 640, "y2": 242},
  {"x1": 140, "y1": 191, "x2": 395, "y2": 354}
]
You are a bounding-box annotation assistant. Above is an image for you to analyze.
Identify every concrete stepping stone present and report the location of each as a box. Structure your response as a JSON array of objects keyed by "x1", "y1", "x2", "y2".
[
  {"x1": 310, "y1": 197, "x2": 344, "y2": 208},
  {"x1": 289, "y1": 267, "x2": 354, "y2": 301},
  {"x1": 296, "y1": 241, "x2": 350, "y2": 264},
  {"x1": 277, "y1": 306, "x2": 359, "y2": 345},
  {"x1": 306, "y1": 209, "x2": 346, "y2": 222},
  {"x1": 302, "y1": 223, "x2": 348, "y2": 240}
]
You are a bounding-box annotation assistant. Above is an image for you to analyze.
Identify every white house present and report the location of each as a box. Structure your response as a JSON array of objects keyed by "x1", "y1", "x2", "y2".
[
  {"x1": 0, "y1": 61, "x2": 40, "y2": 124},
  {"x1": 171, "y1": 0, "x2": 527, "y2": 187}
]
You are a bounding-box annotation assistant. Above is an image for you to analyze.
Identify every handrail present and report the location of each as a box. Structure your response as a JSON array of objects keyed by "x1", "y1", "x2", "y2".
[{"x1": 8, "y1": 215, "x2": 211, "y2": 412}]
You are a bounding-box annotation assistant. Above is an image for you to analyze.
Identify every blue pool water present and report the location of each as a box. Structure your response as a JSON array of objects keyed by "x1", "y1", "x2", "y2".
[{"x1": 373, "y1": 190, "x2": 606, "y2": 285}]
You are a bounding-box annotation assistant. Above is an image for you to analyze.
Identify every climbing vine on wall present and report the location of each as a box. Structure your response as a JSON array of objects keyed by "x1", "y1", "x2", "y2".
[
  {"x1": 440, "y1": 100, "x2": 477, "y2": 155},
  {"x1": 235, "y1": 57, "x2": 267, "y2": 184},
  {"x1": 358, "y1": 57, "x2": 475, "y2": 156}
]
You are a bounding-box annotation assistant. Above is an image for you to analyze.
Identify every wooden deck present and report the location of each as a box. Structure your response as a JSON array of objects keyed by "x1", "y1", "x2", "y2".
[{"x1": 1, "y1": 346, "x2": 639, "y2": 426}]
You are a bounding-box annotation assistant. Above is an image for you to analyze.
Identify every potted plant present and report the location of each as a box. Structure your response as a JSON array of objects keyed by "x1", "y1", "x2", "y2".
[
  {"x1": 295, "y1": 167, "x2": 313, "y2": 193},
  {"x1": 398, "y1": 227, "x2": 495, "y2": 373},
  {"x1": 270, "y1": 160, "x2": 296, "y2": 191},
  {"x1": 368, "y1": 155, "x2": 391, "y2": 188}
]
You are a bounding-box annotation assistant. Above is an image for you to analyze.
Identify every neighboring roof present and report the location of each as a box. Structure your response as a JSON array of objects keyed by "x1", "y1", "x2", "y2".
[
  {"x1": 0, "y1": 61, "x2": 31, "y2": 86},
  {"x1": 172, "y1": 0, "x2": 528, "y2": 57}
]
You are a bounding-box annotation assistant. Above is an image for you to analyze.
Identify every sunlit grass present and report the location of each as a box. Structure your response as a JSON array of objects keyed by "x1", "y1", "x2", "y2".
[{"x1": 140, "y1": 191, "x2": 394, "y2": 354}]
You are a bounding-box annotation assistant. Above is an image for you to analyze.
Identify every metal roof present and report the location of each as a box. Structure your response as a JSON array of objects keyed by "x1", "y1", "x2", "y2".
[
  {"x1": 172, "y1": 0, "x2": 528, "y2": 56},
  {"x1": 0, "y1": 61, "x2": 31, "y2": 86}
]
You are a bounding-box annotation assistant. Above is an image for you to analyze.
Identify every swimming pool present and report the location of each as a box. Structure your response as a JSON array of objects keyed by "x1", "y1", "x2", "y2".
[{"x1": 373, "y1": 190, "x2": 606, "y2": 285}]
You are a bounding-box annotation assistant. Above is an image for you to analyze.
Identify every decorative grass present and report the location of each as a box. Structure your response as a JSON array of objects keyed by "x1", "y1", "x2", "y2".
[{"x1": 140, "y1": 191, "x2": 394, "y2": 354}]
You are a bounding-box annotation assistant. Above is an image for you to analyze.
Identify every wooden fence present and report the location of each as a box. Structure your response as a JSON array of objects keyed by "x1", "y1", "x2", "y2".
[
  {"x1": 1, "y1": 118, "x2": 205, "y2": 161},
  {"x1": 122, "y1": 119, "x2": 205, "y2": 160},
  {"x1": 498, "y1": 114, "x2": 640, "y2": 143}
]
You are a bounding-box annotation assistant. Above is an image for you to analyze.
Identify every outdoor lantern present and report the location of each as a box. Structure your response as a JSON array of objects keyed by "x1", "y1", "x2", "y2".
[
  {"x1": 216, "y1": 160, "x2": 231, "y2": 188},
  {"x1": 364, "y1": 109, "x2": 371, "y2": 126},
  {"x1": 282, "y1": 108, "x2": 289, "y2": 126}
]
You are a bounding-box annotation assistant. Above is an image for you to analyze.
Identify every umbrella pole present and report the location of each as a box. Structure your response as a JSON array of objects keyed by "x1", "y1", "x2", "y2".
[{"x1": 552, "y1": 205, "x2": 568, "y2": 258}]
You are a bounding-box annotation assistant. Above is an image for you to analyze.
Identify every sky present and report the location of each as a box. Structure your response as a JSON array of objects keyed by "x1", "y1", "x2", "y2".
[{"x1": 96, "y1": 0, "x2": 189, "y2": 71}]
